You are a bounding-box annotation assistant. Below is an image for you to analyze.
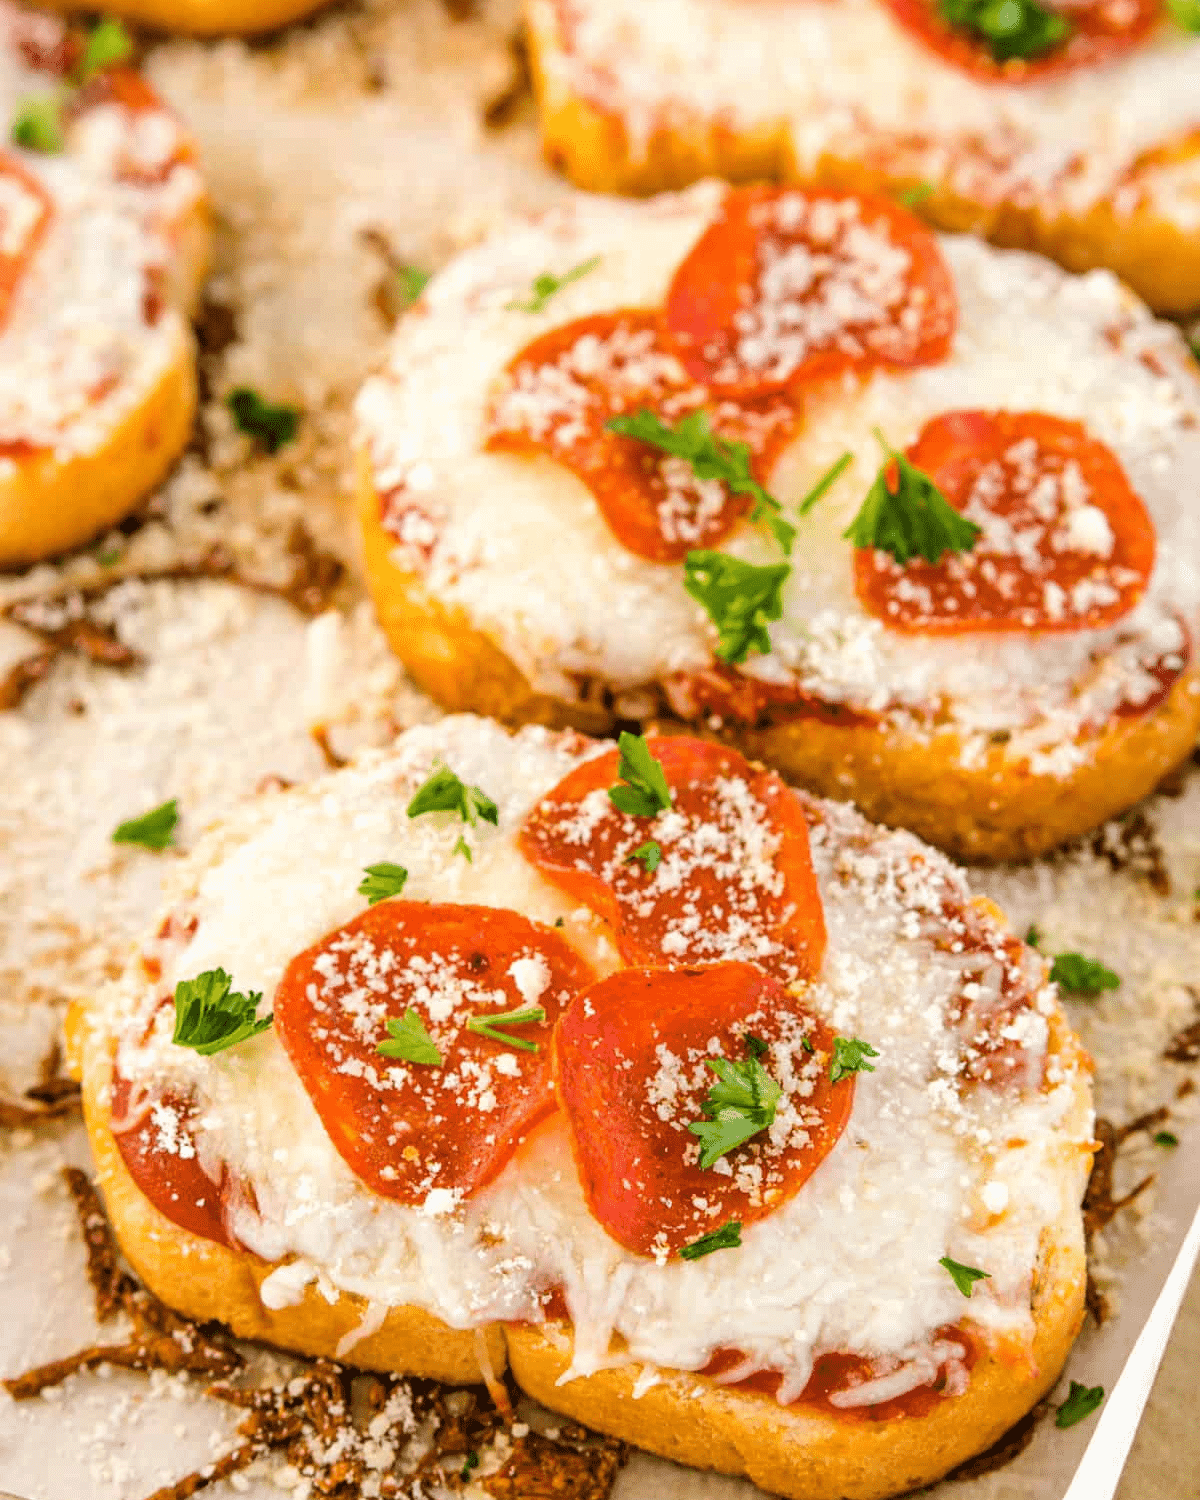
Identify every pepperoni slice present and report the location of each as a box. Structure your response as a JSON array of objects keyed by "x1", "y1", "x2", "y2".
[
  {"x1": 554, "y1": 963, "x2": 852, "y2": 1257},
  {"x1": 0, "y1": 153, "x2": 52, "y2": 333},
  {"x1": 663, "y1": 187, "x2": 956, "y2": 399},
  {"x1": 520, "y1": 737, "x2": 826, "y2": 983},
  {"x1": 273, "y1": 902, "x2": 595, "y2": 1208},
  {"x1": 110, "y1": 1065, "x2": 233, "y2": 1248},
  {"x1": 486, "y1": 310, "x2": 800, "y2": 561},
  {"x1": 879, "y1": 0, "x2": 1158, "y2": 84},
  {"x1": 853, "y1": 411, "x2": 1155, "y2": 634}
]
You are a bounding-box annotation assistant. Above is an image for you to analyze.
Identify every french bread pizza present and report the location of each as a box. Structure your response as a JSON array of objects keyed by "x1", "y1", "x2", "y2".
[
  {"x1": 354, "y1": 182, "x2": 1200, "y2": 861},
  {"x1": 0, "y1": 2, "x2": 208, "y2": 567},
  {"x1": 524, "y1": 0, "x2": 1200, "y2": 315},
  {"x1": 75, "y1": 716, "x2": 1095, "y2": 1500}
]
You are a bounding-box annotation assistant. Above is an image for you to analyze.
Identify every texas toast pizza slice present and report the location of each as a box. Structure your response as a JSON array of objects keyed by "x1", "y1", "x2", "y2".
[
  {"x1": 0, "y1": 2, "x2": 209, "y2": 566},
  {"x1": 74, "y1": 716, "x2": 1095, "y2": 1500},
  {"x1": 354, "y1": 181, "x2": 1200, "y2": 860},
  {"x1": 525, "y1": 0, "x2": 1200, "y2": 314}
]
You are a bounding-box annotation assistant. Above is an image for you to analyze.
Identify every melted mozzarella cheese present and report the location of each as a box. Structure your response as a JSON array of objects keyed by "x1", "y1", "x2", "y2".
[
  {"x1": 105, "y1": 717, "x2": 1092, "y2": 1397},
  {"x1": 532, "y1": 0, "x2": 1200, "y2": 224},
  {"x1": 0, "y1": 3, "x2": 203, "y2": 460},
  {"x1": 354, "y1": 184, "x2": 1200, "y2": 774}
]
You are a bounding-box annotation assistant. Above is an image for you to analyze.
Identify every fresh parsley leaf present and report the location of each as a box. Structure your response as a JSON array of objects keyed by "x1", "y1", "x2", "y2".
[
  {"x1": 798, "y1": 451, "x2": 853, "y2": 516},
  {"x1": 939, "y1": 1255, "x2": 992, "y2": 1297},
  {"x1": 1055, "y1": 1380, "x2": 1104, "y2": 1430},
  {"x1": 844, "y1": 429, "x2": 981, "y2": 566},
  {"x1": 1050, "y1": 952, "x2": 1120, "y2": 996},
  {"x1": 897, "y1": 181, "x2": 935, "y2": 208},
  {"x1": 112, "y1": 798, "x2": 178, "y2": 852},
  {"x1": 625, "y1": 839, "x2": 662, "y2": 873},
  {"x1": 358, "y1": 862, "x2": 408, "y2": 905},
  {"x1": 227, "y1": 387, "x2": 301, "y2": 453},
  {"x1": 609, "y1": 732, "x2": 672, "y2": 818},
  {"x1": 506, "y1": 255, "x2": 601, "y2": 313},
  {"x1": 679, "y1": 1220, "x2": 743, "y2": 1260},
  {"x1": 829, "y1": 1036, "x2": 879, "y2": 1083},
  {"x1": 683, "y1": 550, "x2": 790, "y2": 665},
  {"x1": 938, "y1": 0, "x2": 1070, "y2": 60},
  {"x1": 397, "y1": 265, "x2": 431, "y2": 307},
  {"x1": 1154, "y1": 1130, "x2": 1179, "y2": 1148},
  {"x1": 1170, "y1": 0, "x2": 1200, "y2": 29},
  {"x1": 453, "y1": 835, "x2": 473, "y2": 862},
  {"x1": 606, "y1": 407, "x2": 795, "y2": 553},
  {"x1": 407, "y1": 763, "x2": 499, "y2": 828},
  {"x1": 460, "y1": 1449, "x2": 480, "y2": 1481},
  {"x1": 172, "y1": 969, "x2": 271, "y2": 1056},
  {"x1": 743, "y1": 1034, "x2": 768, "y2": 1059},
  {"x1": 466, "y1": 1005, "x2": 545, "y2": 1053},
  {"x1": 1025, "y1": 924, "x2": 1042, "y2": 948},
  {"x1": 687, "y1": 1045, "x2": 783, "y2": 1170},
  {"x1": 11, "y1": 94, "x2": 65, "y2": 153},
  {"x1": 377, "y1": 1008, "x2": 442, "y2": 1066},
  {"x1": 80, "y1": 18, "x2": 133, "y2": 80}
]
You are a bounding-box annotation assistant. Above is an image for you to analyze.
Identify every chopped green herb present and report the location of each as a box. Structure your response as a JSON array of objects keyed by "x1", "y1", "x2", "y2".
[
  {"x1": 11, "y1": 94, "x2": 65, "y2": 153},
  {"x1": 609, "y1": 732, "x2": 672, "y2": 818},
  {"x1": 460, "y1": 1449, "x2": 480, "y2": 1481},
  {"x1": 1050, "y1": 952, "x2": 1120, "y2": 996},
  {"x1": 506, "y1": 255, "x2": 601, "y2": 313},
  {"x1": 1165, "y1": 0, "x2": 1199, "y2": 27},
  {"x1": 1055, "y1": 1381, "x2": 1104, "y2": 1429},
  {"x1": 897, "y1": 181, "x2": 935, "y2": 208},
  {"x1": 798, "y1": 450, "x2": 854, "y2": 516},
  {"x1": 743, "y1": 1034, "x2": 768, "y2": 1059},
  {"x1": 844, "y1": 429, "x2": 980, "y2": 566},
  {"x1": 80, "y1": 18, "x2": 133, "y2": 80},
  {"x1": 466, "y1": 1005, "x2": 545, "y2": 1053},
  {"x1": 683, "y1": 549, "x2": 790, "y2": 665},
  {"x1": 679, "y1": 1220, "x2": 743, "y2": 1260},
  {"x1": 626, "y1": 839, "x2": 662, "y2": 873},
  {"x1": 358, "y1": 862, "x2": 408, "y2": 905},
  {"x1": 377, "y1": 1008, "x2": 442, "y2": 1066},
  {"x1": 687, "y1": 1041, "x2": 782, "y2": 1170},
  {"x1": 172, "y1": 969, "x2": 271, "y2": 1056},
  {"x1": 407, "y1": 763, "x2": 499, "y2": 828},
  {"x1": 453, "y1": 835, "x2": 473, "y2": 862},
  {"x1": 1154, "y1": 1130, "x2": 1179, "y2": 1148},
  {"x1": 397, "y1": 265, "x2": 431, "y2": 307},
  {"x1": 95, "y1": 544, "x2": 122, "y2": 567},
  {"x1": 227, "y1": 387, "x2": 300, "y2": 453},
  {"x1": 938, "y1": 0, "x2": 1070, "y2": 60},
  {"x1": 112, "y1": 798, "x2": 178, "y2": 852},
  {"x1": 829, "y1": 1036, "x2": 879, "y2": 1083},
  {"x1": 1025, "y1": 924, "x2": 1042, "y2": 948},
  {"x1": 606, "y1": 407, "x2": 795, "y2": 552},
  {"x1": 554, "y1": 917, "x2": 565, "y2": 928},
  {"x1": 939, "y1": 1255, "x2": 992, "y2": 1297}
]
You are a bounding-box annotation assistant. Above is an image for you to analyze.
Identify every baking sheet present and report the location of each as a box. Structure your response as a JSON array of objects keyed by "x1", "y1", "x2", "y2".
[{"x1": 1, "y1": 2, "x2": 1198, "y2": 1495}]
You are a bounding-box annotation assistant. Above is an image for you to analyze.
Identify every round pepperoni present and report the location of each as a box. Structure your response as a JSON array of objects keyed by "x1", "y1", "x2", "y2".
[
  {"x1": 853, "y1": 411, "x2": 1155, "y2": 634},
  {"x1": 486, "y1": 310, "x2": 800, "y2": 561},
  {"x1": 520, "y1": 736, "x2": 827, "y2": 984},
  {"x1": 663, "y1": 187, "x2": 956, "y2": 399},
  {"x1": 554, "y1": 963, "x2": 852, "y2": 1257},
  {"x1": 0, "y1": 153, "x2": 52, "y2": 333},
  {"x1": 110, "y1": 1065, "x2": 233, "y2": 1248},
  {"x1": 879, "y1": 0, "x2": 1158, "y2": 84},
  {"x1": 273, "y1": 902, "x2": 595, "y2": 1209}
]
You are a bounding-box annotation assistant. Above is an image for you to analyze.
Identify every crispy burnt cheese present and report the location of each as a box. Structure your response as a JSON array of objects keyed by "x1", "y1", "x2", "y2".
[
  {"x1": 0, "y1": 1, "x2": 209, "y2": 566},
  {"x1": 78, "y1": 715, "x2": 1095, "y2": 1500},
  {"x1": 524, "y1": 0, "x2": 1200, "y2": 314},
  {"x1": 353, "y1": 182, "x2": 1200, "y2": 861}
]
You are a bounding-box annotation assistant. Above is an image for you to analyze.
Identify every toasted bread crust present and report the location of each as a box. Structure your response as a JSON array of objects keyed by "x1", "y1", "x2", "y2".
[
  {"x1": 525, "y1": 7, "x2": 1200, "y2": 315},
  {"x1": 32, "y1": 0, "x2": 328, "y2": 37},
  {"x1": 0, "y1": 198, "x2": 211, "y2": 569},
  {"x1": 73, "y1": 1004, "x2": 507, "y2": 1386},
  {"x1": 357, "y1": 459, "x2": 1200, "y2": 862}
]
